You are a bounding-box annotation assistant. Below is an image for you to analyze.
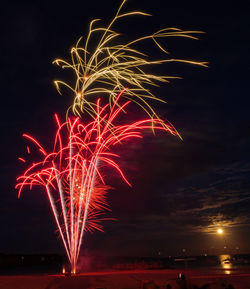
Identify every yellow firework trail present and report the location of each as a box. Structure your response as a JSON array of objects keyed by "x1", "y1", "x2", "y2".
[{"x1": 53, "y1": 0, "x2": 207, "y2": 120}]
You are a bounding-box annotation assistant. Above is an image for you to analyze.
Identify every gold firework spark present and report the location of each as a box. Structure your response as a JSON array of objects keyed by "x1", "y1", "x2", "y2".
[{"x1": 53, "y1": 0, "x2": 207, "y2": 120}]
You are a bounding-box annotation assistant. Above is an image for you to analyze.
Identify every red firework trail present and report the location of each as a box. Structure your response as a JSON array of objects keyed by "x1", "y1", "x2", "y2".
[{"x1": 16, "y1": 92, "x2": 176, "y2": 272}]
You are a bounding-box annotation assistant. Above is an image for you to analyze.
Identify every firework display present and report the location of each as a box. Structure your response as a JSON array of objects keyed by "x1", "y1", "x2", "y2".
[
  {"x1": 16, "y1": 93, "x2": 176, "y2": 272},
  {"x1": 16, "y1": 0, "x2": 205, "y2": 273}
]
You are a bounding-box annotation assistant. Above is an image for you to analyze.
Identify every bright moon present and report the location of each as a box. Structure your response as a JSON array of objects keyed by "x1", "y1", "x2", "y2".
[{"x1": 217, "y1": 228, "x2": 223, "y2": 234}]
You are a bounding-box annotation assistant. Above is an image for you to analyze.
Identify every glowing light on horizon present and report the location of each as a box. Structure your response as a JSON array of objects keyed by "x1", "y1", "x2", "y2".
[
  {"x1": 219, "y1": 254, "x2": 232, "y2": 275},
  {"x1": 62, "y1": 266, "x2": 65, "y2": 275},
  {"x1": 16, "y1": 95, "x2": 176, "y2": 272}
]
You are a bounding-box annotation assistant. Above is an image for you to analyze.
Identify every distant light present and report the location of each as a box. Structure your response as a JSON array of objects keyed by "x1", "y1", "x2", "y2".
[{"x1": 217, "y1": 228, "x2": 223, "y2": 235}]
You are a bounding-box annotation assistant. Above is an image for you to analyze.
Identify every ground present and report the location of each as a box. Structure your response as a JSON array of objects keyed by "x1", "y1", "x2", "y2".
[{"x1": 1, "y1": 269, "x2": 250, "y2": 289}]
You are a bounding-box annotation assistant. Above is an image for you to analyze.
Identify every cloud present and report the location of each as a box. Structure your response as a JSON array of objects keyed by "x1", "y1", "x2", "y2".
[
  {"x1": 159, "y1": 161, "x2": 250, "y2": 234},
  {"x1": 107, "y1": 160, "x2": 250, "y2": 240}
]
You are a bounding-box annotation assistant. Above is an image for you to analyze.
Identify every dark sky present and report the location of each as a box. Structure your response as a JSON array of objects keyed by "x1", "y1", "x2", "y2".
[{"x1": 1, "y1": 0, "x2": 250, "y2": 258}]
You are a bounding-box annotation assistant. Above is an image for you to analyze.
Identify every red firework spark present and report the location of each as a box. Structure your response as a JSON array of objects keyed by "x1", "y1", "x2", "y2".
[{"x1": 16, "y1": 92, "x2": 176, "y2": 272}]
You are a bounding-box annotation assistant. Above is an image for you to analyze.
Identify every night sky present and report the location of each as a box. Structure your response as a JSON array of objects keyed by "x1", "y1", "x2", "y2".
[{"x1": 1, "y1": 0, "x2": 250, "y2": 258}]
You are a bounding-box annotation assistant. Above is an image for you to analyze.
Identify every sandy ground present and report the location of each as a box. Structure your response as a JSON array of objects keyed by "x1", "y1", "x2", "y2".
[{"x1": 1, "y1": 269, "x2": 250, "y2": 289}]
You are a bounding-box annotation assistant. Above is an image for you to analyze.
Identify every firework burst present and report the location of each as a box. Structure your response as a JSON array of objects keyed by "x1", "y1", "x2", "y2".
[
  {"x1": 16, "y1": 92, "x2": 177, "y2": 272},
  {"x1": 53, "y1": 0, "x2": 207, "y2": 119}
]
